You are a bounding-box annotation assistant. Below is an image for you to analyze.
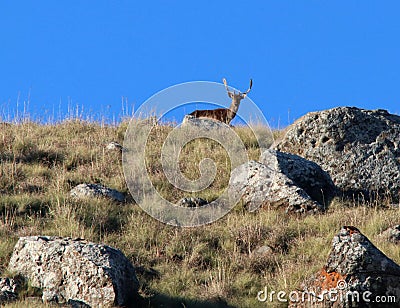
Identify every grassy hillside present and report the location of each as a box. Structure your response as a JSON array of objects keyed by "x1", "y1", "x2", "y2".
[{"x1": 1, "y1": 120, "x2": 399, "y2": 307}]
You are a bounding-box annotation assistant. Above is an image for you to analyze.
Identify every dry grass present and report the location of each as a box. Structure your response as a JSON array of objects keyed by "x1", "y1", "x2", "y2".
[{"x1": 1, "y1": 120, "x2": 399, "y2": 307}]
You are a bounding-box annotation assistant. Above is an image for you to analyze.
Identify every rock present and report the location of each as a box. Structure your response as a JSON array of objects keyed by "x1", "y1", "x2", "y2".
[
  {"x1": 0, "y1": 291, "x2": 17, "y2": 303},
  {"x1": 260, "y1": 149, "x2": 336, "y2": 206},
  {"x1": 106, "y1": 142, "x2": 123, "y2": 151},
  {"x1": 0, "y1": 277, "x2": 18, "y2": 294},
  {"x1": 0, "y1": 278, "x2": 18, "y2": 303},
  {"x1": 70, "y1": 183, "x2": 125, "y2": 202},
  {"x1": 68, "y1": 299, "x2": 92, "y2": 307},
  {"x1": 381, "y1": 225, "x2": 400, "y2": 243},
  {"x1": 290, "y1": 226, "x2": 400, "y2": 307},
  {"x1": 229, "y1": 149, "x2": 335, "y2": 213},
  {"x1": 8, "y1": 236, "x2": 139, "y2": 307},
  {"x1": 177, "y1": 197, "x2": 208, "y2": 207},
  {"x1": 275, "y1": 107, "x2": 400, "y2": 202},
  {"x1": 181, "y1": 116, "x2": 228, "y2": 129},
  {"x1": 252, "y1": 245, "x2": 273, "y2": 257},
  {"x1": 229, "y1": 160, "x2": 274, "y2": 211}
]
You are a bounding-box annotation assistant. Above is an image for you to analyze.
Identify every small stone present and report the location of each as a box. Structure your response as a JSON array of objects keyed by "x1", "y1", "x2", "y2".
[
  {"x1": 0, "y1": 277, "x2": 18, "y2": 293},
  {"x1": 70, "y1": 183, "x2": 125, "y2": 202},
  {"x1": 0, "y1": 278, "x2": 19, "y2": 304},
  {"x1": 181, "y1": 116, "x2": 230, "y2": 129},
  {"x1": 381, "y1": 225, "x2": 400, "y2": 243},
  {"x1": 177, "y1": 197, "x2": 208, "y2": 207},
  {"x1": 253, "y1": 245, "x2": 273, "y2": 256},
  {"x1": 106, "y1": 142, "x2": 123, "y2": 151}
]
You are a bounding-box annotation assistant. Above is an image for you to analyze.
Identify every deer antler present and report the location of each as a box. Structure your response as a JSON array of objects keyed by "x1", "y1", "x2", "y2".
[
  {"x1": 243, "y1": 79, "x2": 253, "y2": 95},
  {"x1": 223, "y1": 78, "x2": 252, "y2": 95},
  {"x1": 222, "y1": 78, "x2": 230, "y2": 93}
]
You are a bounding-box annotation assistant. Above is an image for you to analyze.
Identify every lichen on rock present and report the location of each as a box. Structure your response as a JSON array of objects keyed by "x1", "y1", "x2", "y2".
[
  {"x1": 276, "y1": 107, "x2": 400, "y2": 203},
  {"x1": 8, "y1": 236, "x2": 139, "y2": 307}
]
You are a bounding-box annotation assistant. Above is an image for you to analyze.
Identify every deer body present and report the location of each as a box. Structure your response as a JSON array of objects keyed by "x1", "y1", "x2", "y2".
[{"x1": 187, "y1": 78, "x2": 252, "y2": 125}]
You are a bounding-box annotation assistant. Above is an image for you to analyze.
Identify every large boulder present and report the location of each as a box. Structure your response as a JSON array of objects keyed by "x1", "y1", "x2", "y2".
[
  {"x1": 260, "y1": 149, "x2": 336, "y2": 206},
  {"x1": 290, "y1": 226, "x2": 400, "y2": 307},
  {"x1": 229, "y1": 149, "x2": 335, "y2": 213},
  {"x1": 8, "y1": 236, "x2": 139, "y2": 307},
  {"x1": 275, "y1": 107, "x2": 400, "y2": 202}
]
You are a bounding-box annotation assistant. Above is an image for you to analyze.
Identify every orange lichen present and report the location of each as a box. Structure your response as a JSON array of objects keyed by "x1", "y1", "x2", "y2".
[
  {"x1": 317, "y1": 268, "x2": 347, "y2": 290},
  {"x1": 343, "y1": 226, "x2": 360, "y2": 236}
]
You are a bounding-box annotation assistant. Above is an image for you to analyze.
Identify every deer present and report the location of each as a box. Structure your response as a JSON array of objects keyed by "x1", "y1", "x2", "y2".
[{"x1": 185, "y1": 78, "x2": 252, "y2": 125}]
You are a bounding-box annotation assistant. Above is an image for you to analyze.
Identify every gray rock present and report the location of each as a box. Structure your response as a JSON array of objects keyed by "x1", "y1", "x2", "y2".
[
  {"x1": 0, "y1": 277, "x2": 18, "y2": 294},
  {"x1": 70, "y1": 183, "x2": 125, "y2": 202},
  {"x1": 182, "y1": 116, "x2": 229, "y2": 129},
  {"x1": 252, "y1": 245, "x2": 273, "y2": 257},
  {"x1": 275, "y1": 107, "x2": 400, "y2": 202},
  {"x1": 8, "y1": 236, "x2": 139, "y2": 307},
  {"x1": 106, "y1": 142, "x2": 123, "y2": 151},
  {"x1": 381, "y1": 225, "x2": 400, "y2": 243},
  {"x1": 260, "y1": 149, "x2": 336, "y2": 207},
  {"x1": 177, "y1": 197, "x2": 208, "y2": 207},
  {"x1": 229, "y1": 149, "x2": 334, "y2": 213},
  {"x1": 229, "y1": 160, "x2": 275, "y2": 211},
  {"x1": 0, "y1": 278, "x2": 18, "y2": 303},
  {"x1": 290, "y1": 226, "x2": 400, "y2": 307}
]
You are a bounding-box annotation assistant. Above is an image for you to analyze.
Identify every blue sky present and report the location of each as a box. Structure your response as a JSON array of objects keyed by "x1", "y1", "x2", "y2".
[{"x1": 1, "y1": 1, "x2": 400, "y2": 127}]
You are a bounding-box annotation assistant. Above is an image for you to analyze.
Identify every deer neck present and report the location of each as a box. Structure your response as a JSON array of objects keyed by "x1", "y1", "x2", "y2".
[
  {"x1": 229, "y1": 97, "x2": 242, "y2": 114},
  {"x1": 225, "y1": 97, "x2": 241, "y2": 124}
]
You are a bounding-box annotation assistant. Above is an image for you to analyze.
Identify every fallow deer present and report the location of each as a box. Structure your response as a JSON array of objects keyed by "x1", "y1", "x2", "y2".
[{"x1": 186, "y1": 78, "x2": 252, "y2": 125}]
